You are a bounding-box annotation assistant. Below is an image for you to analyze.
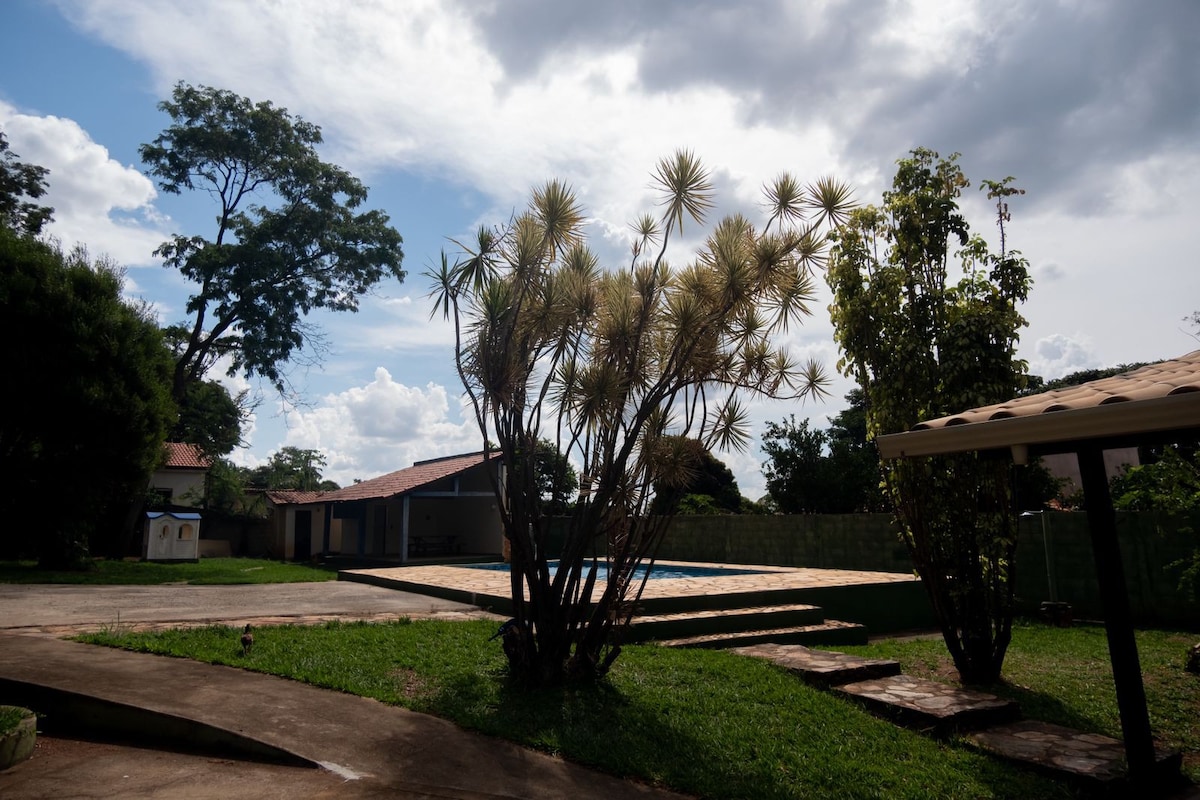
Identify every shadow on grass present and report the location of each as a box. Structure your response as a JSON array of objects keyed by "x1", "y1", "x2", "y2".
[{"x1": 423, "y1": 645, "x2": 1074, "y2": 800}]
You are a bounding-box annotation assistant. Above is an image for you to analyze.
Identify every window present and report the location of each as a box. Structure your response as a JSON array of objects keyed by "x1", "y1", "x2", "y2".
[{"x1": 179, "y1": 523, "x2": 194, "y2": 540}]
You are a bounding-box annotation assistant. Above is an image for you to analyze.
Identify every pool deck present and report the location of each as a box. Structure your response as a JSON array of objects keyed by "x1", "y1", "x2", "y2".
[{"x1": 339, "y1": 561, "x2": 933, "y2": 633}]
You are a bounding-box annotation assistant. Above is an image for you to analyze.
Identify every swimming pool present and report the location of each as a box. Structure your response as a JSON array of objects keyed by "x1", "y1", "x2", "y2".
[{"x1": 462, "y1": 560, "x2": 773, "y2": 581}]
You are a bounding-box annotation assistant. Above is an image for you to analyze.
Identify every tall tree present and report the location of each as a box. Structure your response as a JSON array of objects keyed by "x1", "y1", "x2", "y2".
[
  {"x1": 432, "y1": 150, "x2": 852, "y2": 684},
  {"x1": 0, "y1": 131, "x2": 53, "y2": 236},
  {"x1": 651, "y1": 444, "x2": 744, "y2": 515},
  {"x1": 0, "y1": 229, "x2": 176, "y2": 565},
  {"x1": 828, "y1": 148, "x2": 1031, "y2": 684},
  {"x1": 761, "y1": 390, "x2": 887, "y2": 513},
  {"x1": 249, "y1": 446, "x2": 336, "y2": 492},
  {"x1": 140, "y1": 82, "x2": 405, "y2": 403},
  {"x1": 172, "y1": 379, "x2": 245, "y2": 457}
]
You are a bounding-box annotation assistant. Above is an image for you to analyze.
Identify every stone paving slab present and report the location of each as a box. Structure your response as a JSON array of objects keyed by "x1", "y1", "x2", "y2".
[
  {"x1": 967, "y1": 720, "x2": 1184, "y2": 788},
  {"x1": 836, "y1": 673, "x2": 1019, "y2": 733},
  {"x1": 344, "y1": 561, "x2": 919, "y2": 607},
  {"x1": 656, "y1": 619, "x2": 867, "y2": 649},
  {"x1": 731, "y1": 644, "x2": 901, "y2": 686}
]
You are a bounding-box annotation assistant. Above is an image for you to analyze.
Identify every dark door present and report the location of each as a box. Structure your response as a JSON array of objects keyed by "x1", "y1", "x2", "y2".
[
  {"x1": 294, "y1": 510, "x2": 312, "y2": 561},
  {"x1": 373, "y1": 506, "x2": 387, "y2": 555}
]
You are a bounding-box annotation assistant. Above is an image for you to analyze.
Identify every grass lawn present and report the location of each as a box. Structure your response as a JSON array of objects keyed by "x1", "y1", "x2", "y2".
[
  {"x1": 840, "y1": 621, "x2": 1200, "y2": 784},
  {"x1": 0, "y1": 557, "x2": 336, "y2": 585},
  {"x1": 78, "y1": 619, "x2": 1114, "y2": 799}
]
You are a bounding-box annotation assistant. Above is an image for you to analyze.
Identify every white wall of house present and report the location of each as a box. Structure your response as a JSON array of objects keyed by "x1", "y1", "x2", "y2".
[{"x1": 149, "y1": 469, "x2": 207, "y2": 506}]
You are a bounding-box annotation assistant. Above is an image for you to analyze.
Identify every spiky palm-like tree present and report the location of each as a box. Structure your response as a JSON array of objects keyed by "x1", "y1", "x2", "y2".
[{"x1": 430, "y1": 150, "x2": 853, "y2": 684}]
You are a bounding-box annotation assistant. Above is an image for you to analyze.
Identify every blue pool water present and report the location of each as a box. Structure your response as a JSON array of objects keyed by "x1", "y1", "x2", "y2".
[{"x1": 462, "y1": 560, "x2": 771, "y2": 581}]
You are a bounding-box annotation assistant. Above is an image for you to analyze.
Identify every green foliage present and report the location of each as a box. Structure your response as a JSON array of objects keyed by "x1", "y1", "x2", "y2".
[
  {"x1": 650, "y1": 445, "x2": 744, "y2": 515},
  {"x1": 0, "y1": 131, "x2": 53, "y2": 236},
  {"x1": 843, "y1": 620, "x2": 1200, "y2": 783},
  {"x1": 248, "y1": 446, "x2": 335, "y2": 491},
  {"x1": 827, "y1": 148, "x2": 1032, "y2": 684},
  {"x1": 140, "y1": 82, "x2": 405, "y2": 401},
  {"x1": 761, "y1": 390, "x2": 887, "y2": 513},
  {"x1": 431, "y1": 150, "x2": 852, "y2": 684},
  {"x1": 172, "y1": 379, "x2": 245, "y2": 457},
  {"x1": 527, "y1": 438, "x2": 579, "y2": 515},
  {"x1": 0, "y1": 229, "x2": 176, "y2": 565},
  {"x1": 1111, "y1": 446, "x2": 1200, "y2": 599},
  {"x1": 81, "y1": 619, "x2": 1070, "y2": 798}
]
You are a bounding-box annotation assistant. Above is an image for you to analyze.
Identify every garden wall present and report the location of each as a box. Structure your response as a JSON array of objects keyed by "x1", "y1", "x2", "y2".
[{"x1": 647, "y1": 511, "x2": 1197, "y2": 627}]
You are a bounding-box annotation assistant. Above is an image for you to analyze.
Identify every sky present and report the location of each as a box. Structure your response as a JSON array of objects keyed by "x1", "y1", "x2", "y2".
[{"x1": 2, "y1": 0, "x2": 1198, "y2": 500}]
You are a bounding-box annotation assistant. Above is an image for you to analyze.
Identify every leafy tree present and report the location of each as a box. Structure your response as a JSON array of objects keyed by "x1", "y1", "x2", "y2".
[
  {"x1": 249, "y1": 446, "x2": 335, "y2": 492},
  {"x1": 529, "y1": 438, "x2": 579, "y2": 515},
  {"x1": 0, "y1": 131, "x2": 53, "y2": 236},
  {"x1": 0, "y1": 229, "x2": 176, "y2": 566},
  {"x1": 432, "y1": 150, "x2": 851, "y2": 684},
  {"x1": 761, "y1": 390, "x2": 888, "y2": 514},
  {"x1": 827, "y1": 148, "x2": 1032, "y2": 684},
  {"x1": 1111, "y1": 445, "x2": 1200, "y2": 599},
  {"x1": 140, "y1": 82, "x2": 406, "y2": 404},
  {"x1": 172, "y1": 379, "x2": 245, "y2": 457},
  {"x1": 650, "y1": 444, "x2": 744, "y2": 515}
]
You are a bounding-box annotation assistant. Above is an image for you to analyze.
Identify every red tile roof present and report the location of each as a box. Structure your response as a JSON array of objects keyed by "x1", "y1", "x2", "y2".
[
  {"x1": 267, "y1": 452, "x2": 499, "y2": 505},
  {"x1": 265, "y1": 490, "x2": 325, "y2": 505},
  {"x1": 320, "y1": 451, "x2": 497, "y2": 502},
  {"x1": 163, "y1": 442, "x2": 212, "y2": 469},
  {"x1": 877, "y1": 351, "x2": 1200, "y2": 460},
  {"x1": 910, "y1": 352, "x2": 1200, "y2": 431}
]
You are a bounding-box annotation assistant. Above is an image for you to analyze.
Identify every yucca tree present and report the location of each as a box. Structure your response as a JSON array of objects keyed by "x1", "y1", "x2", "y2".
[{"x1": 430, "y1": 150, "x2": 853, "y2": 684}]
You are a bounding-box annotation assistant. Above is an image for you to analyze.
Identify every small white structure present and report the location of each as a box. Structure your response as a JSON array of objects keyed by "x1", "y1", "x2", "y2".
[{"x1": 143, "y1": 511, "x2": 202, "y2": 561}]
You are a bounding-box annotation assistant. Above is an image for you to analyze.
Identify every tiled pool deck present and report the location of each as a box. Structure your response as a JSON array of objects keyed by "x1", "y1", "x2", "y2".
[{"x1": 340, "y1": 560, "x2": 928, "y2": 629}]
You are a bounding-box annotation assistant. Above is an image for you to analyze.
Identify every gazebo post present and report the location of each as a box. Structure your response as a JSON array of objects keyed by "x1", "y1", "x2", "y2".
[{"x1": 1076, "y1": 444, "x2": 1156, "y2": 779}]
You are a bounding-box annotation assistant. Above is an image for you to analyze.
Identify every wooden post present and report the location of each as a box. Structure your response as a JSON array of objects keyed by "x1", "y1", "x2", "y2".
[{"x1": 1076, "y1": 444, "x2": 1156, "y2": 779}]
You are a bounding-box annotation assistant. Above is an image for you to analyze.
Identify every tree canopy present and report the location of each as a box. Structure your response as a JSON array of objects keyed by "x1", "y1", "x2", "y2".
[
  {"x1": 0, "y1": 131, "x2": 53, "y2": 236},
  {"x1": 140, "y1": 82, "x2": 405, "y2": 402},
  {"x1": 828, "y1": 148, "x2": 1032, "y2": 684},
  {"x1": 432, "y1": 149, "x2": 852, "y2": 684},
  {"x1": 248, "y1": 446, "x2": 338, "y2": 492},
  {"x1": 761, "y1": 390, "x2": 887, "y2": 514},
  {"x1": 0, "y1": 228, "x2": 176, "y2": 565}
]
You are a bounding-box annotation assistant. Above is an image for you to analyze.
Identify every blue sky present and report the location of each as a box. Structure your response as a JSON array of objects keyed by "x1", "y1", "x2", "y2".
[{"x1": 3, "y1": 0, "x2": 1198, "y2": 499}]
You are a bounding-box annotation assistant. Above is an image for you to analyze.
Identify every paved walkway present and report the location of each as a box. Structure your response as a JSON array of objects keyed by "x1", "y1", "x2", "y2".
[
  {"x1": 345, "y1": 561, "x2": 920, "y2": 607},
  {"x1": 0, "y1": 584, "x2": 690, "y2": 799}
]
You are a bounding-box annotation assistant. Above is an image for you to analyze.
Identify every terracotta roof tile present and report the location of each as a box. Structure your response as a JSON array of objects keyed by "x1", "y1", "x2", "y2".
[
  {"x1": 163, "y1": 442, "x2": 212, "y2": 469},
  {"x1": 913, "y1": 352, "x2": 1200, "y2": 431},
  {"x1": 265, "y1": 490, "x2": 325, "y2": 505},
  {"x1": 319, "y1": 451, "x2": 497, "y2": 502},
  {"x1": 264, "y1": 452, "x2": 499, "y2": 506}
]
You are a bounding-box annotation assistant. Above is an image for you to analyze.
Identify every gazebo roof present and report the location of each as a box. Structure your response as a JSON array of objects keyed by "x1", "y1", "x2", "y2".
[{"x1": 877, "y1": 351, "x2": 1200, "y2": 460}]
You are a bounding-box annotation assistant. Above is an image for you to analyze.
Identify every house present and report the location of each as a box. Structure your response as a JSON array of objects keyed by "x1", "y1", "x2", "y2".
[
  {"x1": 269, "y1": 452, "x2": 505, "y2": 562},
  {"x1": 148, "y1": 442, "x2": 212, "y2": 507}
]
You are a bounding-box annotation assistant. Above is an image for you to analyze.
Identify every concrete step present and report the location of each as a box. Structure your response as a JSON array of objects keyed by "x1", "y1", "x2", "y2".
[
  {"x1": 730, "y1": 644, "x2": 901, "y2": 686},
  {"x1": 656, "y1": 620, "x2": 868, "y2": 649},
  {"x1": 628, "y1": 604, "x2": 827, "y2": 643},
  {"x1": 836, "y1": 674, "x2": 1019, "y2": 734},
  {"x1": 966, "y1": 720, "x2": 1183, "y2": 791}
]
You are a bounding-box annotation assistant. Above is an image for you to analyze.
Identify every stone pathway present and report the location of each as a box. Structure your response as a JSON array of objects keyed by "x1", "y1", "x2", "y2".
[{"x1": 733, "y1": 643, "x2": 1185, "y2": 793}]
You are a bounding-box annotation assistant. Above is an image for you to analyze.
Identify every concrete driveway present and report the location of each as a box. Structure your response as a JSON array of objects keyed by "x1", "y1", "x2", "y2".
[{"x1": 0, "y1": 580, "x2": 495, "y2": 634}]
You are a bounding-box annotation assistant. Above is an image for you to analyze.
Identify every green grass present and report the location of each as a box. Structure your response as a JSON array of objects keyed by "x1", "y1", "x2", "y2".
[
  {"x1": 0, "y1": 557, "x2": 336, "y2": 585},
  {"x1": 839, "y1": 621, "x2": 1200, "y2": 783},
  {"x1": 79, "y1": 619, "x2": 1081, "y2": 799},
  {"x1": 0, "y1": 705, "x2": 30, "y2": 735}
]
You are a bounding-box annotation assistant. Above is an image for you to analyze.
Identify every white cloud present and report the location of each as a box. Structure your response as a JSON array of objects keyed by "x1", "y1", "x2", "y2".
[
  {"x1": 1030, "y1": 333, "x2": 1098, "y2": 380},
  {"x1": 264, "y1": 368, "x2": 479, "y2": 487},
  {"x1": 0, "y1": 101, "x2": 167, "y2": 265}
]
